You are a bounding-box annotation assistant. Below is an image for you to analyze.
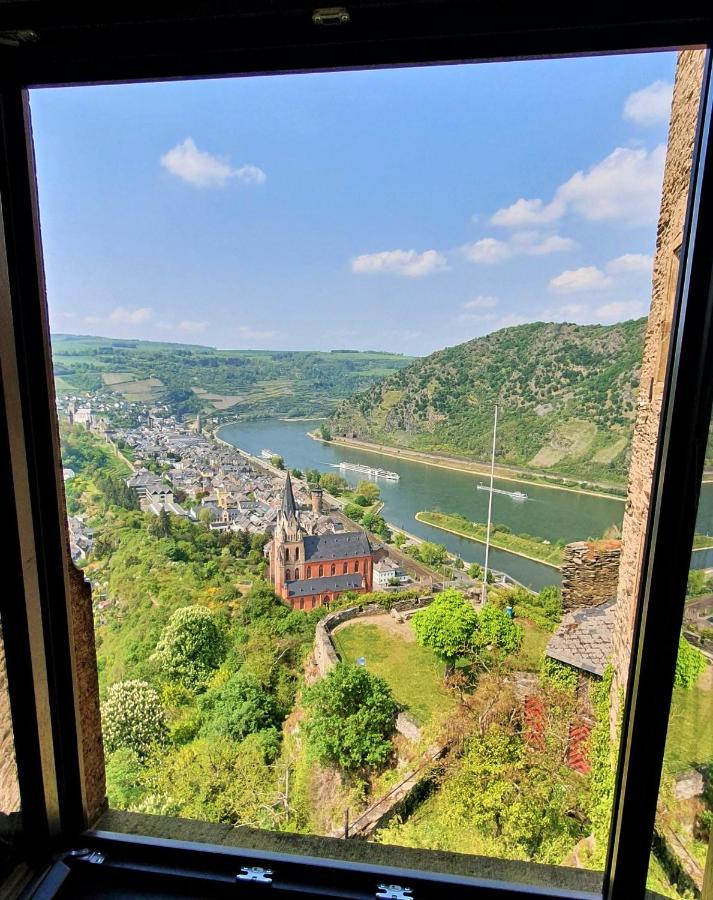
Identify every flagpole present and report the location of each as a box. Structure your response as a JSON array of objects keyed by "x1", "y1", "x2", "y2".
[{"x1": 482, "y1": 403, "x2": 498, "y2": 605}]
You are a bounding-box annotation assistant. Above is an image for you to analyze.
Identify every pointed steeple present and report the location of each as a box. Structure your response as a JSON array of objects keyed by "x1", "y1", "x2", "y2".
[{"x1": 281, "y1": 471, "x2": 297, "y2": 518}]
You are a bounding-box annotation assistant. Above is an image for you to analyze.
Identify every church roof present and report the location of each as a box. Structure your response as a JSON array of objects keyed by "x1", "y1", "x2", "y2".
[
  {"x1": 546, "y1": 599, "x2": 616, "y2": 677},
  {"x1": 281, "y1": 471, "x2": 297, "y2": 518},
  {"x1": 286, "y1": 573, "x2": 365, "y2": 597},
  {"x1": 303, "y1": 531, "x2": 372, "y2": 562}
]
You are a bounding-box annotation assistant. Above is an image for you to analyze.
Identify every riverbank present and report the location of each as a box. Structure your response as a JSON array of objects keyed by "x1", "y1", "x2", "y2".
[
  {"x1": 416, "y1": 511, "x2": 563, "y2": 570},
  {"x1": 309, "y1": 432, "x2": 625, "y2": 502}
]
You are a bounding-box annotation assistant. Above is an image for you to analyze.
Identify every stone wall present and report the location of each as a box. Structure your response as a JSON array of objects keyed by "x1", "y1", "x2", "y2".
[
  {"x1": 560, "y1": 541, "x2": 621, "y2": 612},
  {"x1": 612, "y1": 50, "x2": 706, "y2": 717}
]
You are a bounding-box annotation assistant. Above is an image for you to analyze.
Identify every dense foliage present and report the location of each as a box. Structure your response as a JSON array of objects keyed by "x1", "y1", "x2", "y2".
[
  {"x1": 674, "y1": 634, "x2": 707, "y2": 689},
  {"x1": 330, "y1": 319, "x2": 647, "y2": 483},
  {"x1": 101, "y1": 680, "x2": 168, "y2": 759},
  {"x1": 303, "y1": 663, "x2": 397, "y2": 771},
  {"x1": 153, "y1": 606, "x2": 228, "y2": 689}
]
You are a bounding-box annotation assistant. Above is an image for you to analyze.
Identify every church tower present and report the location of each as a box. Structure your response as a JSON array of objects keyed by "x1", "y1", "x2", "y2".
[{"x1": 271, "y1": 472, "x2": 306, "y2": 596}]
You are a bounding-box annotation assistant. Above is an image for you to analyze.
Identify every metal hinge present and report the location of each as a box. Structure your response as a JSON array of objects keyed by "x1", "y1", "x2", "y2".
[
  {"x1": 67, "y1": 848, "x2": 106, "y2": 865},
  {"x1": 376, "y1": 885, "x2": 413, "y2": 900},
  {"x1": 237, "y1": 865, "x2": 273, "y2": 883}
]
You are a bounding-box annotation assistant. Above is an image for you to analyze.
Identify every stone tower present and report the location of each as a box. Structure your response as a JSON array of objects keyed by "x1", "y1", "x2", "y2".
[
  {"x1": 271, "y1": 472, "x2": 306, "y2": 595},
  {"x1": 310, "y1": 485, "x2": 323, "y2": 515}
]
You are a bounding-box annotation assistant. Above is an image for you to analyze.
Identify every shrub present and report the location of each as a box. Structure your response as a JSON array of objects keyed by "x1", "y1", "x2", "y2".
[
  {"x1": 675, "y1": 634, "x2": 707, "y2": 689},
  {"x1": 200, "y1": 671, "x2": 279, "y2": 742}
]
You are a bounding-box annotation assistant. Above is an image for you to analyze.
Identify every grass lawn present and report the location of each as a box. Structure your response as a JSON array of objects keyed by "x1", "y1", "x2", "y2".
[
  {"x1": 508, "y1": 620, "x2": 550, "y2": 672},
  {"x1": 332, "y1": 622, "x2": 455, "y2": 726},
  {"x1": 663, "y1": 667, "x2": 713, "y2": 774}
]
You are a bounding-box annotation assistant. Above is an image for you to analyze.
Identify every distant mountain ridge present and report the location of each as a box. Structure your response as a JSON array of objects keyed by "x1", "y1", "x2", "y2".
[{"x1": 329, "y1": 319, "x2": 647, "y2": 484}]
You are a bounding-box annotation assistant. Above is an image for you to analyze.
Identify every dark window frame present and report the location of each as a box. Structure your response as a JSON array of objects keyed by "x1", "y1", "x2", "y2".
[{"x1": 1, "y1": 8, "x2": 713, "y2": 899}]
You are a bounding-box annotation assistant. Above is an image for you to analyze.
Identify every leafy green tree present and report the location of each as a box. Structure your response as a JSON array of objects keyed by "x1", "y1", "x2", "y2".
[
  {"x1": 291, "y1": 468, "x2": 303, "y2": 479},
  {"x1": 319, "y1": 423, "x2": 332, "y2": 441},
  {"x1": 467, "y1": 561, "x2": 483, "y2": 579},
  {"x1": 412, "y1": 589, "x2": 478, "y2": 678},
  {"x1": 453, "y1": 557, "x2": 464, "y2": 570},
  {"x1": 392, "y1": 532, "x2": 406, "y2": 549},
  {"x1": 153, "y1": 605, "x2": 227, "y2": 689},
  {"x1": 356, "y1": 481, "x2": 380, "y2": 503},
  {"x1": 687, "y1": 569, "x2": 711, "y2": 598},
  {"x1": 144, "y1": 734, "x2": 279, "y2": 827},
  {"x1": 105, "y1": 748, "x2": 146, "y2": 809},
  {"x1": 475, "y1": 603, "x2": 523, "y2": 656},
  {"x1": 319, "y1": 473, "x2": 348, "y2": 496},
  {"x1": 197, "y1": 507, "x2": 213, "y2": 526},
  {"x1": 270, "y1": 455, "x2": 285, "y2": 470},
  {"x1": 418, "y1": 541, "x2": 448, "y2": 567},
  {"x1": 101, "y1": 680, "x2": 168, "y2": 759},
  {"x1": 343, "y1": 503, "x2": 364, "y2": 522},
  {"x1": 149, "y1": 508, "x2": 172, "y2": 538},
  {"x1": 305, "y1": 469, "x2": 322, "y2": 485},
  {"x1": 304, "y1": 663, "x2": 396, "y2": 771},
  {"x1": 201, "y1": 671, "x2": 279, "y2": 742}
]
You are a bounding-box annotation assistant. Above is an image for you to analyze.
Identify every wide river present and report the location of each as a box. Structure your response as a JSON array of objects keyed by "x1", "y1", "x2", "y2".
[{"x1": 218, "y1": 419, "x2": 713, "y2": 591}]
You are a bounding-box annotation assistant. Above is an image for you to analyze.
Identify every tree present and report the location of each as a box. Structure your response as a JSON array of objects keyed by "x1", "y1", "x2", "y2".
[
  {"x1": 291, "y1": 468, "x2": 303, "y2": 479},
  {"x1": 305, "y1": 469, "x2": 322, "y2": 485},
  {"x1": 474, "y1": 603, "x2": 523, "y2": 657},
  {"x1": 453, "y1": 557, "x2": 464, "y2": 570},
  {"x1": 101, "y1": 680, "x2": 168, "y2": 759},
  {"x1": 418, "y1": 541, "x2": 448, "y2": 567},
  {"x1": 319, "y1": 423, "x2": 332, "y2": 441},
  {"x1": 201, "y1": 671, "x2": 279, "y2": 742},
  {"x1": 304, "y1": 663, "x2": 396, "y2": 771},
  {"x1": 467, "y1": 562, "x2": 482, "y2": 580},
  {"x1": 270, "y1": 455, "x2": 285, "y2": 470},
  {"x1": 392, "y1": 532, "x2": 406, "y2": 549},
  {"x1": 343, "y1": 503, "x2": 364, "y2": 522},
  {"x1": 412, "y1": 589, "x2": 479, "y2": 678},
  {"x1": 153, "y1": 605, "x2": 227, "y2": 689},
  {"x1": 319, "y1": 473, "x2": 348, "y2": 496},
  {"x1": 198, "y1": 507, "x2": 213, "y2": 525},
  {"x1": 356, "y1": 481, "x2": 380, "y2": 503},
  {"x1": 149, "y1": 507, "x2": 172, "y2": 538}
]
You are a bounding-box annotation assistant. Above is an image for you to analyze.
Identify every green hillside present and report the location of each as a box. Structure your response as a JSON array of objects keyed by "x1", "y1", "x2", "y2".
[
  {"x1": 51, "y1": 334, "x2": 413, "y2": 420},
  {"x1": 329, "y1": 319, "x2": 647, "y2": 483}
]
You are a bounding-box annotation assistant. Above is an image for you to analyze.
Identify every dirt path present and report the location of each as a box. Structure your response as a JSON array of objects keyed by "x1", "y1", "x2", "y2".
[{"x1": 332, "y1": 612, "x2": 416, "y2": 642}]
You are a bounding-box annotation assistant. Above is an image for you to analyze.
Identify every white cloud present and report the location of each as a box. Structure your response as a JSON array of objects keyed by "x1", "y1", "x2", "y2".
[
  {"x1": 462, "y1": 238, "x2": 512, "y2": 264},
  {"x1": 594, "y1": 300, "x2": 648, "y2": 321},
  {"x1": 176, "y1": 319, "x2": 208, "y2": 333},
  {"x1": 623, "y1": 81, "x2": 673, "y2": 126},
  {"x1": 235, "y1": 325, "x2": 283, "y2": 341},
  {"x1": 606, "y1": 253, "x2": 653, "y2": 274},
  {"x1": 351, "y1": 248, "x2": 448, "y2": 277},
  {"x1": 160, "y1": 138, "x2": 266, "y2": 188},
  {"x1": 549, "y1": 266, "x2": 613, "y2": 293},
  {"x1": 490, "y1": 144, "x2": 666, "y2": 229},
  {"x1": 85, "y1": 306, "x2": 153, "y2": 326},
  {"x1": 463, "y1": 295, "x2": 498, "y2": 310},
  {"x1": 490, "y1": 198, "x2": 563, "y2": 228},
  {"x1": 463, "y1": 232, "x2": 573, "y2": 264}
]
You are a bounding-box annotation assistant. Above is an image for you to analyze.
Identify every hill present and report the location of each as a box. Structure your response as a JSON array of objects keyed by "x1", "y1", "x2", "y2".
[
  {"x1": 329, "y1": 319, "x2": 647, "y2": 483},
  {"x1": 51, "y1": 333, "x2": 413, "y2": 420}
]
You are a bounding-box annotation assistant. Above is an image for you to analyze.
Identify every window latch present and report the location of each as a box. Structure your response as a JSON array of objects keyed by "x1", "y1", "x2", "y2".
[
  {"x1": 67, "y1": 848, "x2": 106, "y2": 865},
  {"x1": 237, "y1": 865, "x2": 273, "y2": 883},
  {"x1": 376, "y1": 885, "x2": 413, "y2": 900}
]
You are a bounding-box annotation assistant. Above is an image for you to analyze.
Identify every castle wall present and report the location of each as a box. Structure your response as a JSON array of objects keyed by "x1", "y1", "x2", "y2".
[
  {"x1": 560, "y1": 541, "x2": 621, "y2": 613},
  {"x1": 612, "y1": 50, "x2": 706, "y2": 715}
]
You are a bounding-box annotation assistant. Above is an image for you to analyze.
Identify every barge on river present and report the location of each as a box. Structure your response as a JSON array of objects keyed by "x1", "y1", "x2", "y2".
[
  {"x1": 331, "y1": 461, "x2": 400, "y2": 481},
  {"x1": 477, "y1": 482, "x2": 528, "y2": 501}
]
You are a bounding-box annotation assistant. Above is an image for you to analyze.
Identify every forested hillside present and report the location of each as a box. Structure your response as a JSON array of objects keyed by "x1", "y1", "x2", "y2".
[
  {"x1": 329, "y1": 320, "x2": 647, "y2": 484},
  {"x1": 52, "y1": 334, "x2": 412, "y2": 420}
]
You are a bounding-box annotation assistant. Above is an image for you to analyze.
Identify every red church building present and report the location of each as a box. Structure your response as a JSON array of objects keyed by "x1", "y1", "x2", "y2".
[{"x1": 268, "y1": 473, "x2": 374, "y2": 610}]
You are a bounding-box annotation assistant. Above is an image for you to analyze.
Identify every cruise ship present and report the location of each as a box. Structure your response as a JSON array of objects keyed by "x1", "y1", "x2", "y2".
[
  {"x1": 261, "y1": 448, "x2": 276, "y2": 459},
  {"x1": 332, "y1": 462, "x2": 400, "y2": 481}
]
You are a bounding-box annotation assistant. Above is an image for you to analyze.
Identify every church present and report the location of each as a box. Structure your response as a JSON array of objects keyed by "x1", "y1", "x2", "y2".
[{"x1": 268, "y1": 472, "x2": 375, "y2": 610}]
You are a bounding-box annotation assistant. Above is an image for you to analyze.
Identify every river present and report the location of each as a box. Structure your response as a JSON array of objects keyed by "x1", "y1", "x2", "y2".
[{"x1": 217, "y1": 419, "x2": 713, "y2": 591}]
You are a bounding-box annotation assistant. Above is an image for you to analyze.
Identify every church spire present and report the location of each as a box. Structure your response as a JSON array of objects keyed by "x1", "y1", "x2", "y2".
[{"x1": 281, "y1": 471, "x2": 297, "y2": 518}]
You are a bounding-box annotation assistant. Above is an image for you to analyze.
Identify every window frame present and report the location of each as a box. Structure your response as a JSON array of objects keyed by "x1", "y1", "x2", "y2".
[{"x1": 1, "y1": 8, "x2": 713, "y2": 899}]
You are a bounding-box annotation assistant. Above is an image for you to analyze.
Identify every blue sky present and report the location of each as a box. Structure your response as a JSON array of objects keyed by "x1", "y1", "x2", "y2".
[{"x1": 30, "y1": 51, "x2": 676, "y2": 356}]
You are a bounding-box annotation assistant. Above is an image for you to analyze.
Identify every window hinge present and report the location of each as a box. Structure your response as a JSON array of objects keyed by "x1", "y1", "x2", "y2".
[
  {"x1": 376, "y1": 885, "x2": 413, "y2": 900},
  {"x1": 237, "y1": 865, "x2": 274, "y2": 883},
  {"x1": 67, "y1": 848, "x2": 105, "y2": 865}
]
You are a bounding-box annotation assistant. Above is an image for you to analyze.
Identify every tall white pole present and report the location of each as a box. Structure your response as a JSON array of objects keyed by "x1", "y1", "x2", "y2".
[{"x1": 482, "y1": 403, "x2": 498, "y2": 605}]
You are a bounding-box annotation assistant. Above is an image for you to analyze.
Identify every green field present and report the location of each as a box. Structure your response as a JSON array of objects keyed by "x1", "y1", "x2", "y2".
[
  {"x1": 332, "y1": 621, "x2": 455, "y2": 726},
  {"x1": 663, "y1": 667, "x2": 713, "y2": 774}
]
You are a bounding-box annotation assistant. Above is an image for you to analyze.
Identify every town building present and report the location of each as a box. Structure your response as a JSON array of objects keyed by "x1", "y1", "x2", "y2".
[{"x1": 268, "y1": 473, "x2": 375, "y2": 610}]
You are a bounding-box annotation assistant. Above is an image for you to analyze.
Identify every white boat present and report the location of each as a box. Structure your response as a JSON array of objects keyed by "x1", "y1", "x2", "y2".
[
  {"x1": 261, "y1": 448, "x2": 276, "y2": 459},
  {"x1": 331, "y1": 461, "x2": 400, "y2": 481},
  {"x1": 477, "y1": 483, "x2": 528, "y2": 501}
]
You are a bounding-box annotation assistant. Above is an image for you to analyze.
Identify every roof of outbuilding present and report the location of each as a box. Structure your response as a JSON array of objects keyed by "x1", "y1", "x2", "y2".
[
  {"x1": 303, "y1": 531, "x2": 372, "y2": 562},
  {"x1": 286, "y1": 573, "x2": 365, "y2": 597},
  {"x1": 546, "y1": 599, "x2": 616, "y2": 677}
]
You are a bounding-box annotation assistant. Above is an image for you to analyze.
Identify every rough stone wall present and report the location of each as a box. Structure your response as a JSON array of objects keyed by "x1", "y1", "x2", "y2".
[
  {"x1": 560, "y1": 541, "x2": 621, "y2": 612},
  {"x1": 612, "y1": 50, "x2": 706, "y2": 716},
  {"x1": 68, "y1": 560, "x2": 106, "y2": 823},
  {"x1": 0, "y1": 620, "x2": 20, "y2": 816}
]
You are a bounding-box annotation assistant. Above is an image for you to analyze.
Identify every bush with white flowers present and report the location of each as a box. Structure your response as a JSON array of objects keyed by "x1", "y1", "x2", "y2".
[
  {"x1": 153, "y1": 605, "x2": 227, "y2": 689},
  {"x1": 101, "y1": 680, "x2": 168, "y2": 759}
]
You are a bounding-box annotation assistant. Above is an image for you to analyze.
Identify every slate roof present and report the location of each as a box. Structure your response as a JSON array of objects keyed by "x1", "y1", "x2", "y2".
[
  {"x1": 286, "y1": 573, "x2": 365, "y2": 598},
  {"x1": 303, "y1": 531, "x2": 372, "y2": 562},
  {"x1": 282, "y1": 472, "x2": 297, "y2": 518},
  {"x1": 546, "y1": 599, "x2": 616, "y2": 677}
]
